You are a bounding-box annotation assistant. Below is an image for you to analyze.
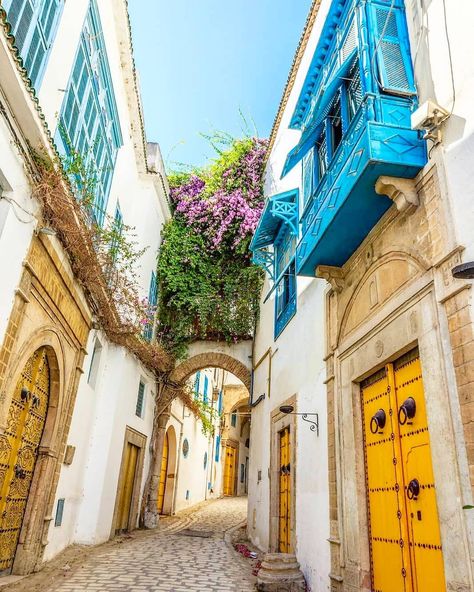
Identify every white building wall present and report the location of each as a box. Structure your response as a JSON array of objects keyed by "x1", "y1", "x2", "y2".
[
  {"x1": 248, "y1": 2, "x2": 334, "y2": 590},
  {"x1": 24, "y1": 0, "x2": 172, "y2": 559}
]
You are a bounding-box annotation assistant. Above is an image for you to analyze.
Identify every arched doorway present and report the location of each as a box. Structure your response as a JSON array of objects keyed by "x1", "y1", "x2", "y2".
[{"x1": 0, "y1": 347, "x2": 51, "y2": 572}]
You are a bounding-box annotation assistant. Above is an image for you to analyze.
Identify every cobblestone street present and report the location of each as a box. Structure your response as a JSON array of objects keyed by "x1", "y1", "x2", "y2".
[{"x1": 5, "y1": 498, "x2": 257, "y2": 592}]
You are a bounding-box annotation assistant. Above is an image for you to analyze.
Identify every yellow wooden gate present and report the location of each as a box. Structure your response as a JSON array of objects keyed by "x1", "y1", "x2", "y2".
[
  {"x1": 157, "y1": 431, "x2": 169, "y2": 514},
  {"x1": 0, "y1": 348, "x2": 50, "y2": 572},
  {"x1": 223, "y1": 446, "x2": 236, "y2": 496},
  {"x1": 278, "y1": 426, "x2": 291, "y2": 553},
  {"x1": 115, "y1": 442, "x2": 139, "y2": 532},
  {"x1": 361, "y1": 348, "x2": 445, "y2": 592}
]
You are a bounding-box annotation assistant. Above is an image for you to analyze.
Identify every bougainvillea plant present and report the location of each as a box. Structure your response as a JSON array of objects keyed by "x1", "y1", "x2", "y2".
[{"x1": 157, "y1": 135, "x2": 267, "y2": 357}]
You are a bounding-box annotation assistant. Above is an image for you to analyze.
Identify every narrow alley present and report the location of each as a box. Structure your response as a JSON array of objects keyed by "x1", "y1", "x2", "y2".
[{"x1": 4, "y1": 498, "x2": 256, "y2": 592}]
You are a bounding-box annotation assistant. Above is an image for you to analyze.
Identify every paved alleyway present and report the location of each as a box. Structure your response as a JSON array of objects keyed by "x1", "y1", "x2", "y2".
[{"x1": 6, "y1": 498, "x2": 257, "y2": 592}]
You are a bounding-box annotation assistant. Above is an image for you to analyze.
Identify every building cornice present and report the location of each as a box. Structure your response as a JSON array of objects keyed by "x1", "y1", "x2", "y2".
[{"x1": 266, "y1": 0, "x2": 322, "y2": 161}]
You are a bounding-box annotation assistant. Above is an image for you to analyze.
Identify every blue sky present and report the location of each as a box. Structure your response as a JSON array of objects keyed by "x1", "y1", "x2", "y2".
[{"x1": 128, "y1": 0, "x2": 312, "y2": 170}]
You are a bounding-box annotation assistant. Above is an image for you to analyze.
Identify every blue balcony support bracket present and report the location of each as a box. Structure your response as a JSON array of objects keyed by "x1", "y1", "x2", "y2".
[
  {"x1": 252, "y1": 248, "x2": 275, "y2": 281},
  {"x1": 270, "y1": 198, "x2": 298, "y2": 236}
]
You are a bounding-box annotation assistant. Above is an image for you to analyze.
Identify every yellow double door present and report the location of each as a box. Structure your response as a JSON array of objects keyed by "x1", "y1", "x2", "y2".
[
  {"x1": 157, "y1": 432, "x2": 169, "y2": 514},
  {"x1": 362, "y1": 348, "x2": 445, "y2": 592},
  {"x1": 0, "y1": 348, "x2": 50, "y2": 572}
]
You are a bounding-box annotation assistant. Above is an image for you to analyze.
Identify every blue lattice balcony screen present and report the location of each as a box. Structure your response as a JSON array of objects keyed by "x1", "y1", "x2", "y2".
[
  {"x1": 55, "y1": 0, "x2": 122, "y2": 226},
  {"x1": 282, "y1": 0, "x2": 426, "y2": 276},
  {"x1": 3, "y1": 0, "x2": 63, "y2": 90}
]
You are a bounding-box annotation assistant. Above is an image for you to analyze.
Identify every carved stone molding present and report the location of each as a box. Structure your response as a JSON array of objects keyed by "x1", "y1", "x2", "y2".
[
  {"x1": 316, "y1": 265, "x2": 345, "y2": 293},
  {"x1": 375, "y1": 175, "x2": 419, "y2": 214}
]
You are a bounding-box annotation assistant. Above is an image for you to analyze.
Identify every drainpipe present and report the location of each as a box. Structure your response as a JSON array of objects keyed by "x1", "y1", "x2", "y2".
[{"x1": 251, "y1": 347, "x2": 275, "y2": 407}]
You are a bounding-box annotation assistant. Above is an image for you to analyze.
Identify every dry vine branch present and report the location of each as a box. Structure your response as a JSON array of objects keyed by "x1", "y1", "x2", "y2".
[{"x1": 32, "y1": 154, "x2": 173, "y2": 373}]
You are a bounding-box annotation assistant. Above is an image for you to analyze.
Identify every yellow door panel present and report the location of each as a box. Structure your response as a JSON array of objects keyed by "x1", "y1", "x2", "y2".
[
  {"x1": 362, "y1": 368, "x2": 411, "y2": 592},
  {"x1": 362, "y1": 348, "x2": 446, "y2": 592},
  {"x1": 157, "y1": 432, "x2": 169, "y2": 514},
  {"x1": 279, "y1": 426, "x2": 291, "y2": 553},
  {"x1": 394, "y1": 353, "x2": 446, "y2": 592},
  {"x1": 0, "y1": 348, "x2": 50, "y2": 572},
  {"x1": 223, "y1": 446, "x2": 236, "y2": 496},
  {"x1": 116, "y1": 442, "x2": 139, "y2": 532}
]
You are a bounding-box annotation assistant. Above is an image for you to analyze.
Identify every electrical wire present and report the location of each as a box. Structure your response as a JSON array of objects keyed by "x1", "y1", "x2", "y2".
[
  {"x1": 441, "y1": 0, "x2": 456, "y2": 116},
  {"x1": 0, "y1": 195, "x2": 37, "y2": 224}
]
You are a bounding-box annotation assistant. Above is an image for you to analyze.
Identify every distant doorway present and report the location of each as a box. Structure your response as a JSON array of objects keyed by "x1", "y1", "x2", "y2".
[
  {"x1": 112, "y1": 427, "x2": 146, "y2": 534},
  {"x1": 223, "y1": 444, "x2": 237, "y2": 496},
  {"x1": 157, "y1": 432, "x2": 169, "y2": 514}
]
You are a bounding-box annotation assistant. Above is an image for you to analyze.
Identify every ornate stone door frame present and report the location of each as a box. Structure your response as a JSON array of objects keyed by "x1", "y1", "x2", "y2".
[
  {"x1": 111, "y1": 426, "x2": 147, "y2": 536},
  {"x1": 330, "y1": 276, "x2": 473, "y2": 591},
  {"x1": 269, "y1": 394, "x2": 297, "y2": 553}
]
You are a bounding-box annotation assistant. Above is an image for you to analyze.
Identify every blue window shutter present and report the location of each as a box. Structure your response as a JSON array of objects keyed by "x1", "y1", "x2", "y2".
[
  {"x1": 194, "y1": 371, "x2": 200, "y2": 398},
  {"x1": 302, "y1": 148, "x2": 314, "y2": 204},
  {"x1": 372, "y1": 4, "x2": 416, "y2": 96},
  {"x1": 203, "y1": 376, "x2": 209, "y2": 404},
  {"x1": 218, "y1": 390, "x2": 223, "y2": 414},
  {"x1": 136, "y1": 381, "x2": 145, "y2": 417},
  {"x1": 215, "y1": 435, "x2": 221, "y2": 462}
]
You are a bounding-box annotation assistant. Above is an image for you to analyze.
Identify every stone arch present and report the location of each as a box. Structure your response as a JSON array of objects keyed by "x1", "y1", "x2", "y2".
[
  {"x1": 0, "y1": 330, "x2": 64, "y2": 574},
  {"x1": 170, "y1": 349, "x2": 252, "y2": 392},
  {"x1": 338, "y1": 251, "x2": 427, "y2": 345}
]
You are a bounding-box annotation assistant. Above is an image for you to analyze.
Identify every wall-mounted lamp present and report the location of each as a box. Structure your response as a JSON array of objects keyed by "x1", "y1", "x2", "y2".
[
  {"x1": 279, "y1": 404, "x2": 319, "y2": 436},
  {"x1": 452, "y1": 262, "x2": 474, "y2": 280}
]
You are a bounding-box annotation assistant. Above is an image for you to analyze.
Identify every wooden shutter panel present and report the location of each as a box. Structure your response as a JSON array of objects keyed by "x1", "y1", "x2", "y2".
[
  {"x1": 302, "y1": 149, "x2": 314, "y2": 204},
  {"x1": 372, "y1": 4, "x2": 416, "y2": 96},
  {"x1": 12, "y1": 0, "x2": 33, "y2": 52}
]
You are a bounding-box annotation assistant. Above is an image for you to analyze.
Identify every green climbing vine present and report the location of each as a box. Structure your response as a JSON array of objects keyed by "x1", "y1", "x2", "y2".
[{"x1": 156, "y1": 136, "x2": 267, "y2": 358}]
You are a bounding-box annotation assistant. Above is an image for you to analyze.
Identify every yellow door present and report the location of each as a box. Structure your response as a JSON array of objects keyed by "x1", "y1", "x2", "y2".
[
  {"x1": 0, "y1": 347, "x2": 50, "y2": 572},
  {"x1": 361, "y1": 348, "x2": 446, "y2": 592},
  {"x1": 278, "y1": 426, "x2": 291, "y2": 553},
  {"x1": 157, "y1": 431, "x2": 169, "y2": 514},
  {"x1": 223, "y1": 446, "x2": 236, "y2": 496},
  {"x1": 116, "y1": 442, "x2": 139, "y2": 532}
]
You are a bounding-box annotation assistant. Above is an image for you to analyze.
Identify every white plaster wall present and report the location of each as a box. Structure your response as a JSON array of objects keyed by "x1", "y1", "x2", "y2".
[
  {"x1": 45, "y1": 338, "x2": 156, "y2": 558},
  {"x1": 0, "y1": 117, "x2": 37, "y2": 345},
  {"x1": 248, "y1": 3, "x2": 332, "y2": 590},
  {"x1": 173, "y1": 368, "x2": 220, "y2": 512},
  {"x1": 36, "y1": 0, "x2": 171, "y2": 559}
]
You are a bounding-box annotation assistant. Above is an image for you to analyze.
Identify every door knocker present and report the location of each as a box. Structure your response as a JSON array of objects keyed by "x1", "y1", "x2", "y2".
[
  {"x1": 398, "y1": 397, "x2": 416, "y2": 426},
  {"x1": 370, "y1": 409, "x2": 386, "y2": 434},
  {"x1": 407, "y1": 478, "x2": 420, "y2": 500}
]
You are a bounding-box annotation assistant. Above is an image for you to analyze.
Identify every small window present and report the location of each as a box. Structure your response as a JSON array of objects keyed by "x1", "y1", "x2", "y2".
[
  {"x1": 231, "y1": 413, "x2": 237, "y2": 427},
  {"x1": 136, "y1": 381, "x2": 145, "y2": 418},
  {"x1": 203, "y1": 375, "x2": 209, "y2": 404},
  {"x1": 204, "y1": 452, "x2": 208, "y2": 470},
  {"x1": 87, "y1": 338, "x2": 102, "y2": 389},
  {"x1": 276, "y1": 261, "x2": 297, "y2": 321},
  {"x1": 194, "y1": 371, "x2": 201, "y2": 399},
  {"x1": 215, "y1": 435, "x2": 221, "y2": 462},
  {"x1": 55, "y1": 498, "x2": 65, "y2": 527},
  {"x1": 240, "y1": 464, "x2": 245, "y2": 483}
]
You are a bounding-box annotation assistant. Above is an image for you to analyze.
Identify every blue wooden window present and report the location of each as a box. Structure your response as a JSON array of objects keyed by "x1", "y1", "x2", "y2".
[
  {"x1": 302, "y1": 149, "x2": 314, "y2": 205},
  {"x1": 57, "y1": 0, "x2": 122, "y2": 226},
  {"x1": 143, "y1": 271, "x2": 158, "y2": 341},
  {"x1": 274, "y1": 226, "x2": 297, "y2": 338},
  {"x1": 215, "y1": 435, "x2": 221, "y2": 462},
  {"x1": 194, "y1": 371, "x2": 201, "y2": 399},
  {"x1": 4, "y1": 0, "x2": 63, "y2": 90},
  {"x1": 370, "y1": 3, "x2": 416, "y2": 96},
  {"x1": 217, "y1": 390, "x2": 223, "y2": 414},
  {"x1": 54, "y1": 498, "x2": 65, "y2": 527},
  {"x1": 203, "y1": 375, "x2": 209, "y2": 404},
  {"x1": 109, "y1": 203, "x2": 123, "y2": 262},
  {"x1": 231, "y1": 412, "x2": 237, "y2": 428},
  {"x1": 136, "y1": 380, "x2": 145, "y2": 417}
]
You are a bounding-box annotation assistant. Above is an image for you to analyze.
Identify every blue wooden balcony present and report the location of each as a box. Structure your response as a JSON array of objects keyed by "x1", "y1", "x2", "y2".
[{"x1": 296, "y1": 97, "x2": 426, "y2": 276}]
